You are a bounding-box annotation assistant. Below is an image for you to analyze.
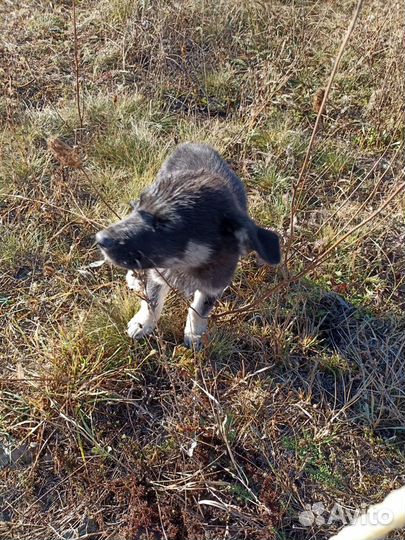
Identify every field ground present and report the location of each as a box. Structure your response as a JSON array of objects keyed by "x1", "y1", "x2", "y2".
[{"x1": 1, "y1": 1, "x2": 404, "y2": 539}]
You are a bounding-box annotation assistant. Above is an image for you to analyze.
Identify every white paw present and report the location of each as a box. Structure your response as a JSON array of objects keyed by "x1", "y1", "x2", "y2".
[
  {"x1": 126, "y1": 270, "x2": 142, "y2": 291},
  {"x1": 184, "y1": 320, "x2": 208, "y2": 350},
  {"x1": 184, "y1": 332, "x2": 204, "y2": 350},
  {"x1": 127, "y1": 311, "x2": 156, "y2": 339}
]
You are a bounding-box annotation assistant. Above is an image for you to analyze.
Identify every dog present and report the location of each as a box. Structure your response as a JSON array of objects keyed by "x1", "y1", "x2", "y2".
[{"x1": 96, "y1": 143, "x2": 281, "y2": 349}]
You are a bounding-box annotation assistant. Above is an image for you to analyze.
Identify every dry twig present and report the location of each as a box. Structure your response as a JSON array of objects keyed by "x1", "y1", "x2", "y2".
[
  {"x1": 47, "y1": 137, "x2": 121, "y2": 220},
  {"x1": 214, "y1": 171, "x2": 405, "y2": 320},
  {"x1": 286, "y1": 0, "x2": 364, "y2": 264},
  {"x1": 72, "y1": 0, "x2": 83, "y2": 130}
]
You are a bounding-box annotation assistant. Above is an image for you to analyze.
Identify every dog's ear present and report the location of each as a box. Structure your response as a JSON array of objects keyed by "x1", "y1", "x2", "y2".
[
  {"x1": 248, "y1": 225, "x2": 281, "y2": 265},
  {"x1": 222, "y1": 213, "x2": 282, "y2": 265}
]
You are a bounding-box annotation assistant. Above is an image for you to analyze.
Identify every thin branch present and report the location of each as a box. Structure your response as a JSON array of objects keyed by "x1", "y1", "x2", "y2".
[
  {"x1": 313, "y1": 148, "x2": 393, "y2": 238},
  {"x1": 286, "y1": 0, "x2": 364, "y2": 264},
  {"x1": 303, "y1": 175, "x2": 405, "y2": 273},
  {"x1": 4, "y1": 194, "x2": 103, "y2": 228},
  {"x1": 72, "y1": 0, "x2": 83, "y2": 131},
  {"x1": 286, "y1": 145, "x2": 401, "y2": 265},
  {"x1": 213, "y1": 172, "x2": 405, "y2": 320},
  {"x1": 48, "y1": 137, "x2": 122, "y2": 220},
  {"x1": 80, "y1": 168, "x2": 122, "y2": 220}
]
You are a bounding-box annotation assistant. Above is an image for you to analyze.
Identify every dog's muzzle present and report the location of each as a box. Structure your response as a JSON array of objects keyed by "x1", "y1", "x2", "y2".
[{"x1": 95, "y1": 231, "x2": 115, "y2": 250}]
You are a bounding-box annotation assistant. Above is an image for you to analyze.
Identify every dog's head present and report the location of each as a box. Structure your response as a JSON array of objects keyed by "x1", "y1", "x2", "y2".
[{"x1": 96, "y1": 171, "x2": 281, "y2": 270}]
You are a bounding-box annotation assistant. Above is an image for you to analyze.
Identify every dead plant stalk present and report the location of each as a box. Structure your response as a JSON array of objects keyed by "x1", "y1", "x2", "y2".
[
  {"x1": 287, "y1": 0, "x2": 364, "y2": 264},
  {"x1": 72, "y1": 0, "x2": 83, "y2": 131},
  {"x1": 214, "y1": 172, "x2": 405, "y2": 320}
]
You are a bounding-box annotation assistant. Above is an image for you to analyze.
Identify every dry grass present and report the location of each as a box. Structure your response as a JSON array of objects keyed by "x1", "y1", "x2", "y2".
[{"x1": 1, "y1": 1, "x2": 404, "y2": 539}]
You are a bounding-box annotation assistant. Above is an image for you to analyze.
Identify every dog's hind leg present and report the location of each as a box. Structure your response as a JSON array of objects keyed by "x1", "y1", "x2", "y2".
[
  {"x1": 127, "y1": 273, "x2": 169, "y2": 340},
  {"x1": 184, "y1": 290, "x2": 218, "y2": 350}
]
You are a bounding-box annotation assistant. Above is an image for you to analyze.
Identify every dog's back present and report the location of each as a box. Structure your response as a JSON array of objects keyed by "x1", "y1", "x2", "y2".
[{"x1": 157, "y1": 143, "x2": 248, "y2": 211}]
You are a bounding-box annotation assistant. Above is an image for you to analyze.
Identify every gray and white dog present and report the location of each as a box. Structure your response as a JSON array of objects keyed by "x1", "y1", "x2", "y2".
[{"x1": 96, "y1": 143, "x2": 281, "y2": 348}]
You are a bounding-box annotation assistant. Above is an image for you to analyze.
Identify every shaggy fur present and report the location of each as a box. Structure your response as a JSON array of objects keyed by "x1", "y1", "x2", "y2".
[{"x1": 96, "y1": 143, "x2": 281, "y2": 348}]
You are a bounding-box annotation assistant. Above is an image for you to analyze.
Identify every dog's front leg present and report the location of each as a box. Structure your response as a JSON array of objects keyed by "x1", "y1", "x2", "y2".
[
  {"x1": 127, "y1": 273, "x2": 169, "y2": 340},
  {"x1": 184, "y1": 290, "x2": 218, "y2": 350},
  {"x1": 125, "y1": 270, "x2": 142, "y2": 291}
]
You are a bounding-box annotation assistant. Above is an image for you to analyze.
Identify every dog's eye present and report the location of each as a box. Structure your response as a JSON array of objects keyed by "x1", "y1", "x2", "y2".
[
  {"x1": 139, "y1": 209, "x2": 153, "y2": 223},
  {"x1": 153, "y1": 215, "x2": 169, "y2": 231}
]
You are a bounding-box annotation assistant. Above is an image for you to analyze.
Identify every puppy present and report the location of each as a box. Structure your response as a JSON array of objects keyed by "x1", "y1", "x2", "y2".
[{"x1": 96, "y1": 143, "x2": 281, "y2": 348}]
